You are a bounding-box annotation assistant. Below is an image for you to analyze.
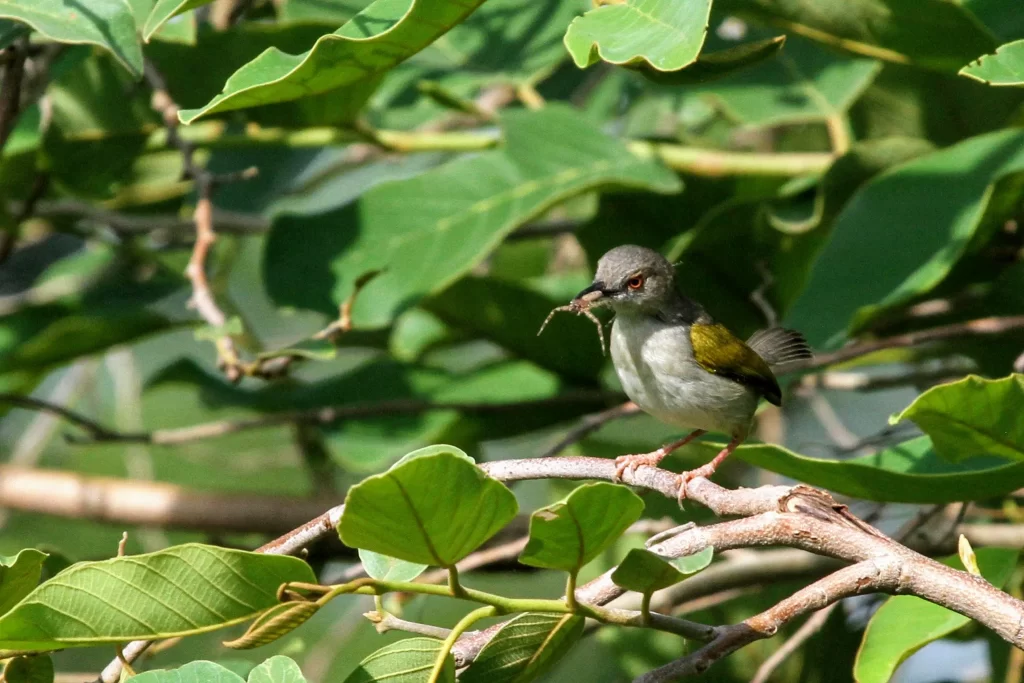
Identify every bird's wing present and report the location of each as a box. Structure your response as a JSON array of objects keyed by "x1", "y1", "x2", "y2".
[
  {"x1": 746, "y1": 327, "x2": 813, "y2": 367},
  {"x1": 689, "y1": 322, "x2": 783, "y2": 405}
]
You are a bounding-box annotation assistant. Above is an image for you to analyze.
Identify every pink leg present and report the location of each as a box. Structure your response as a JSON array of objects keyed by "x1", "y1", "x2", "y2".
[
  {"x1": 614, "y1": 430, "x2": 707, "y2": 481},
  {"x1": 676, "y1": 435, "x2": 742, "y2": 503}
]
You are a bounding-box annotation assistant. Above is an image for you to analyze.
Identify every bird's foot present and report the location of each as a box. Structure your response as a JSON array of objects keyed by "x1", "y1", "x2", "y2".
[
  {"x1": 675, "y1": 464, "x2": 717, "y2": 504},
  {"x1": 613, "y1": 452, "x2": 666, "y2": 482}
]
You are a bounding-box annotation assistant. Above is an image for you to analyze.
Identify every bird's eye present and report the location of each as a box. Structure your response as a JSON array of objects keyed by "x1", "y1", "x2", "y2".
[{"x1": 627, "y1": 275, "x2": 644, "y2": 290}]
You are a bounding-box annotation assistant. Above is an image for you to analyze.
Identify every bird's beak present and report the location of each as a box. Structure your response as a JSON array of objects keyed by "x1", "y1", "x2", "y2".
[{"x1": 573, "y1": 282, "x2": 607, "y2": 307}]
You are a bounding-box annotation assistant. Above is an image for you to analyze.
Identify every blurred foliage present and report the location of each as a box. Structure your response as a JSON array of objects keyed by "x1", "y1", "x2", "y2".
[{"x1": 0, "y1": 0, "x2": 1023, "y2": 681}]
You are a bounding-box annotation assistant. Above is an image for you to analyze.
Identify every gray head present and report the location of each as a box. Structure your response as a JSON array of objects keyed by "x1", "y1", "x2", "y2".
[{"x1": 573, "y1": 245, "x2": 677, "y2": 315}]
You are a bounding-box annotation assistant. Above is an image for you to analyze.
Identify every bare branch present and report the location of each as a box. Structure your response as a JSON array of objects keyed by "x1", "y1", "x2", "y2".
[{"x1": 0, "y1": 392, "x2": 609, "y2": 445}]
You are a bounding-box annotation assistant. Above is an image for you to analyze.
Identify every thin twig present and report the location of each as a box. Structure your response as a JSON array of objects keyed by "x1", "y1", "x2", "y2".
[
  {"x1": 749, "y1": 603, "x2": 837, "y2": 683},
  {"x1": 0, "y1": 391, "x2": 610, "y2": 445},
  {"x1": 540, "y1": 401, "x2": 641, "y2": 458}
]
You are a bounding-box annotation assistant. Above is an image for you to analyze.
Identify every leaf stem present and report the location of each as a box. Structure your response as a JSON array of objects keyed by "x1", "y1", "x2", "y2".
[
  {"x1": 566, "y1": 571, "x2": 579, "y2": 611},
  {"x1": 641, "y1": 592, "x2": 652, "y2": 625},
  {"x1": 428, "y1": 605, "x2": 496, "y2": 683},
  {"x1": 448, "y1": 566, "x2": 465, "y2": 597}
]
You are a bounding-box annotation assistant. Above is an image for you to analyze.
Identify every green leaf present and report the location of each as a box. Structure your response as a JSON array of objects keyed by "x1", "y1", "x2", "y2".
[
  {"x1": 0, "y1": 550, "x2": 46, "y2": 618},
  {"x1": 891, "y1": 375, "x2": 1024, "y2": 463},
  {"x1": 247, "y1": 656, "x2": 308, "y2": 683},
  {"x1": 143, "y1": 0, "x2": 209, "y2": 41},
  {"x1": 854, "y1": 547, "x2": 1019, "y2": 683},
  {"x1": 460, "y1": 613, "x2": 585, "y2": 683},
  {"x1": 563, "y1": 0, "x2": 712, "y2": 72},
  {"x1": 265, "y1": 105, "x2": 681, "y2": 327},
  {"x1": 520, "y1": 483, "x2": 644, "y2": 573},
  {"x1": 179, "y1": 0, "x2": 494, "y2": 123},
  {"x1": 340, "y1": 448, "x2": 519, "y2": 567},
  {"x1": 690, "y1": 34, "x2": 881, "y2": 126},
  {"x1": 638, "y1": 36, "x2": 787, "y2": 85},
  {"x1": 611, "y1": 547, "x2": 713, "y2": 594},
  {"x1": 960, "y1": 39, "x2": 1024, "y2": 86},
  {"x1": 689, "y1": 437, "x2": 1024, "y2": 504},
  {"x1": 0, "y1": 0, "x2": 143, "y2": 77},
  {"x1": 130, "y1": 661, "x2": 245, "y2": 683},
  {"x1": 2, "y1": 655, "x2": 53, "y2": 683},
  {"x1": 0, "y1": 544, "x2": 316, "y2": 651},
  {"x1": 358, "y1": 549, "x2": 428, "y2": 583},
  {"x1": 343, "y1": 638, "x2": 455, "y2": 683},
  {"x1": 787, "y1": 128, "x2": 1024, "y2": 346},
  {"x1": 727, "y1": 0, "x2": 997, "y2": 73}
]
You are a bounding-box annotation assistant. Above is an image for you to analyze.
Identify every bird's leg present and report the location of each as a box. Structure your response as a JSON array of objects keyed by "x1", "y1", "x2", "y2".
[
  {"x1": 613, "y1": 430, "x2": 707, "y2": 481},
  {"x1": 676, "y1": 435, "x2": 742, "y2": 503}
]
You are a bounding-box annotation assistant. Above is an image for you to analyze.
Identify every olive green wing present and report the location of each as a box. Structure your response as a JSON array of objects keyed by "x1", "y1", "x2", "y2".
[{"x1": 690, "y1": 323, "x2": 782, "y2": 405}]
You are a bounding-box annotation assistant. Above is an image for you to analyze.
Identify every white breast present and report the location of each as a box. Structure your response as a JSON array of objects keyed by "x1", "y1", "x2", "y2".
[{"x1": 610, "y1": 315, "x2": 758, "y2": 438}]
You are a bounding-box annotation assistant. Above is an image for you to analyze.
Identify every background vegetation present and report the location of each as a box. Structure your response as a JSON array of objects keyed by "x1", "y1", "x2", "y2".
[{"x1": 1, "y1": 0, "x2": 1024, "y2": 681}]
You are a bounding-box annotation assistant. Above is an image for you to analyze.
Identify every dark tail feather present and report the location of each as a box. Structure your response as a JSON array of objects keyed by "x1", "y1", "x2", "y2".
[{"x1": 747, "y1": 327, "x2": 813, "y2": 367}]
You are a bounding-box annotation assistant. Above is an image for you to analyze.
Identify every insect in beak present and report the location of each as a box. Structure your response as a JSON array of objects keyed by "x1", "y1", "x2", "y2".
[{"x1": 536, "y1": 282, "x2": 608, "y2": 355}]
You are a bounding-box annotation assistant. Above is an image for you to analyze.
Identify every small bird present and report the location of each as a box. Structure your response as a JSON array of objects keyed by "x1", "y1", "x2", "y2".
[{"x1": 571, "y1": 245, "x2": 812, "y2": 499}]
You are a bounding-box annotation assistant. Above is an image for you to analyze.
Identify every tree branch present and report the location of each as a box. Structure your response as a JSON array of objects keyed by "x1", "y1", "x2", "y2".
[{"x1": 91, "y1": 457, "x2": 1024, "y2": 681}]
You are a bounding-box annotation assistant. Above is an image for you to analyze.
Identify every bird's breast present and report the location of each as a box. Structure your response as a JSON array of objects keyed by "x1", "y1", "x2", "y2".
[{"x1": 610, "y1": 315, "x2": 757, "y2": 436}]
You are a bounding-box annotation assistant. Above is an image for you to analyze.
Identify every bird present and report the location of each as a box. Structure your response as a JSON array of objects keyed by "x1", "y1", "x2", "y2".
[{"x1": 570, "y1": 245, "x2": 812, "y2": 500}]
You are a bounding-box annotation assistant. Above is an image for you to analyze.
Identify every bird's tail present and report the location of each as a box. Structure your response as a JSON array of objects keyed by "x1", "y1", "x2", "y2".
[{"x1": 747, "y1": 327, "x2": 813, "y2": 367}]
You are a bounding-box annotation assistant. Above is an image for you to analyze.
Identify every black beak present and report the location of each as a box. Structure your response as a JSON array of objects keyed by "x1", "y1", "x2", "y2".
[{"x1": 573, "y1": 281, "x2": 607, "y2": 305}]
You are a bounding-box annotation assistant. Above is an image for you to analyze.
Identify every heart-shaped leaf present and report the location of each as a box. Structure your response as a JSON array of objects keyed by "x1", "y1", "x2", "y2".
[
  {"x1": 520, "y1": 483, "x2": 644, "y2": 573},
  {"x1": 611, "y1": 547, "x2": 714, "y2": 594},
  {"x1": 340, "y1": 447, "x2": 518, "y2": 567}
]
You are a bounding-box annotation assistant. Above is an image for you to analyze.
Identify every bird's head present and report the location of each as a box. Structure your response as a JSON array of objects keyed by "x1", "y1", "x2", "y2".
[{"x1": 573, "y1": 245, "x2": 677, "y2": 315}]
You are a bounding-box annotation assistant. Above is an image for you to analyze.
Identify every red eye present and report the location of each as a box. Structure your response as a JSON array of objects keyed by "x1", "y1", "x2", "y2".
[{"x1": 627, "y1": 275, "x2": 644, "y2": 290}]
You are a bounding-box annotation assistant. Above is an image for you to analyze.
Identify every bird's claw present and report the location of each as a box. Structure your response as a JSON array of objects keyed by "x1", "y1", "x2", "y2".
[
  {"x1": 674, "y1": 465, "x2": 716, "y2": 505},
  {"x1": 613, "y1": 453, "x2": 663, "y2": 482}
]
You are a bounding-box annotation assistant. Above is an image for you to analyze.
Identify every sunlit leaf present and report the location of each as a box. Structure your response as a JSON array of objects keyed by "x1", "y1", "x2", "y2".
[
  {"x1": 247, "y1": 655, "x2": 309, "y2": 683},
  {"x1": 564, "y1": 0, "x2": 712, "y2": 72},
  {"x1": 130, "y1": 661, "x2": 245, "y2": 683},
  {"x1": 891, "y1": 375, "x2": 1024, "y2": 463},
  {"x1": 611, "y1": 547, "x2": 713, "y2": 594},
  {"x1": 520, "y1": 483, "x2": 644, "y2": 573},
  {"x1": 0, "y1": 544, "x2": 316, "y2": 651},
  {"x1": 0, "y1": 0, "x2": 143, "y2": 77},
  {"x1": 340, "y1": 448, "x2": 518, "y2": 567},
  {"x1": 143, "y1": 0, "x2": 210, "y2": 41},
  {"x1": 960, "y1": 39, "x2": 1024, "y2": 86},
  {"x1": 359, "y1": 549, "x2": 428, "y2": 583},
  {"x1": 854, "y1": 547, "x2": 1019, "y2": 683}
]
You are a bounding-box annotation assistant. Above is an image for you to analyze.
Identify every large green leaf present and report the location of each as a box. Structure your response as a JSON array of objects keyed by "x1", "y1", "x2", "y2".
[
  {"x1": 611, "y1": 547, "x2": 713, "y2": 595},
  {"x1": 0, "y1": 0, "x2": 143, "y2": 77},
  {"x1": 891, "y1": 375, "x2": 1024, "y2": 464},
  {"x1": 727, "y1": 0, "x2": 996, "y2": 73},
  {"x1": 854, "y1": 547, "x2": 1019, "y2": 683},
  {"x1": 687, "y1": 437, "x2": 1024, "y2": 503},
  {"x1": 689, "y1": 34, "x2": 881, "y2": 126},
  {"x1": 460, "y1": 613, "x2": 585, "y2": 683},
  {"x1": 340, "y1": 448, "x2": 518, "y2": 567},
  {"x1": 179, "y1": 0, "x2": 496, "y2": 123},
  {"x1": 563, "y1": 0, "x2": 712, "y2": 72},
  {"x1": 264, "y1": 105, "x2": 681, "y2": 327},
  {"x1": 343, "y1": 638, "x2": 455, "y2": 683},
  {"x1": 787, "y1": 128, "x2": 1024, "y2": 346},
  {"x1": 520, "y1": 483, "x2": 644, "y2": 573},
  {"x1": 960, "y1": 39, "x2": 1024, "y2": 87},
  {"x1": 130, "y1": 661, "x2": 244, "y2": 683},
  {"x1": 0, "y1": 550, "x2": 46, "y2": 618},
  {"x1": 0, "y1": 544, "x2": 316, "y2": 651},
  {"x1": 424, "y1": 276, "x2": 606, "y2": 383}
]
